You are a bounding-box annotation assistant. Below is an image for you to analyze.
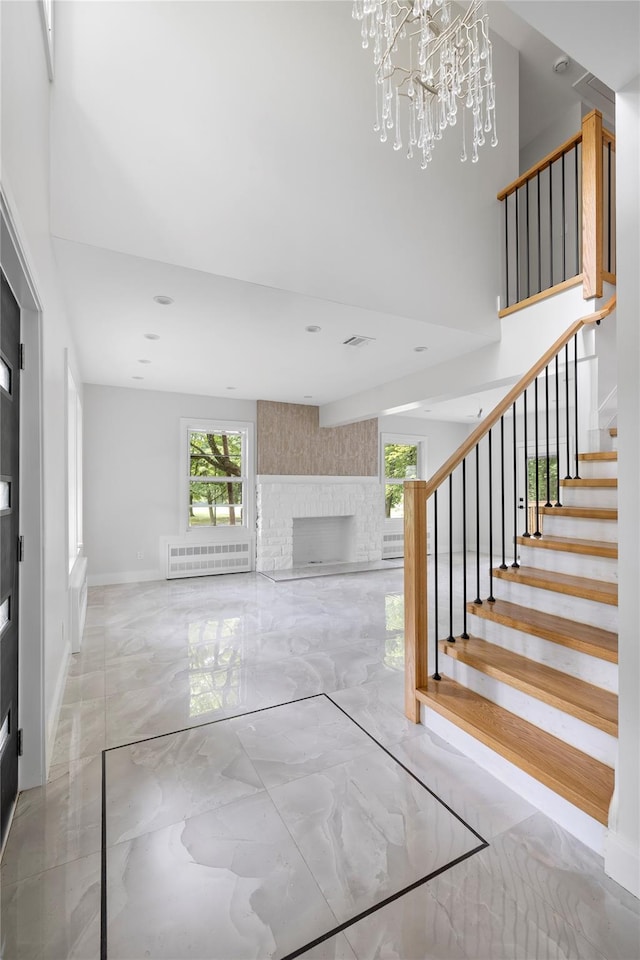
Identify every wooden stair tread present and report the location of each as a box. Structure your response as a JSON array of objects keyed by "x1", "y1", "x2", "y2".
[
  {"x1": 609, "y1": 427, "x2": 618, "y2": 437},
  {"x1": 467, "y1": 598, "x2": 618, "y2": 662},
  {"x1": 539, "y1": 506, "x2": 617, "y2": 520},
  {"x1": 440, "y1": 635, "x2": 617, "y2": 735},
  {"x1": 517, "y1": 535, "x2": 617, "y2": 559},
  {"x1": 578, "y1": 451, "x2": 617, "y2": 461},
  {"x1": 560, "y1": 478, "x2": 617, "y2": 488},
  {"x1": 416, "y1": 676, "x2": 614, "y2": 824},
  {"x1": 493, "y1": 565, "x2": 618, "y2": 605}
]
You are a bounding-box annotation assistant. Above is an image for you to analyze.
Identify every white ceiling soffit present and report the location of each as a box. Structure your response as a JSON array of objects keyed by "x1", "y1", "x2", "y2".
[
  {"x1": 50, "y1": 0, "x2": 519, "y2": 392},
  {"x1": 401, "y1": 382, "x2": 516, "y2": 423},
  {"x1": 504, "y1": 1, "x2": 640, "y2": 93},
  {"x1": 53, "y1": 238, "x2": 494, "y2": 403}
]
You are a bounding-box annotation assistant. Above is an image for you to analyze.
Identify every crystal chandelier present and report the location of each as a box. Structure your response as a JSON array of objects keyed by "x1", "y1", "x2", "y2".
[{"x1": 352, "y1": 0, "x2": 497, "y2": 168}]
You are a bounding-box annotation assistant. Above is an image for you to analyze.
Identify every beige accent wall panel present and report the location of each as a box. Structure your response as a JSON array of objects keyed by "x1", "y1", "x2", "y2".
[{"x1": 257, "y1": 401, "x2": 378, "y2": 476}]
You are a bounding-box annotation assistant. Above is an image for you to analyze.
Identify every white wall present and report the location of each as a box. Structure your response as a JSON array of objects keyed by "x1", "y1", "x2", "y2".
[
  {"x1": 606, "y1": 74, "x2": 640, "y2": 898},
  {"x1": 83, "y1": 385, "x2": 256, "y2": 584},
  {"x1": 519, "y1": 104, "x2": 583, "y2": 174},
  {"x1": 1, "y1": 0, "x2": 84, "y2": 778}
]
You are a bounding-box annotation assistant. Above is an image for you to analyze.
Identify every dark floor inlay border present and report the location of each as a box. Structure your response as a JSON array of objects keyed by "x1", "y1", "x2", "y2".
[{"x1": 100, "y1": 693, "x2": 488, "y2": 960}]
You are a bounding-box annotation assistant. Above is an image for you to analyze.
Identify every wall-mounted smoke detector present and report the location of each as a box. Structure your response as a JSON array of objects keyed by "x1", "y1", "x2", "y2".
[
  {"x1": 553, "y1": 56, "x2": 570, "y2": 74},
  {"x1": 343, "y1": 335, "x2": 376, "y2": 348}
]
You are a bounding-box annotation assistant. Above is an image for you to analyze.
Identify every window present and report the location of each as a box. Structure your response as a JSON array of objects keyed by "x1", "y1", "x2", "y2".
[
  {"x1": 527, "y1": 454, "x2": 559, "y2": 505},
  {"x1": 182, "y1": 421, "x2": 252, "y2": 531},
  {"x1": 383, "y1": 440, "x2": 420, "y2": 519}
]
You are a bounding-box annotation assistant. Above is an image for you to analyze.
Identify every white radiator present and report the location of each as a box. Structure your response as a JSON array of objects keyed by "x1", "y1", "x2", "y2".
[
  {"x1": 165, "y1": 540, "x2": 252, "y2": 579},
  {"x1": 382, "y1": 530, "x2": 432, "y2": 559},
  {"x1": 383, "y1": 531, "x2": 405, "y2": 559},
  {"x1": 69, "y1": 555, "x2": 88, "y2": 654}
]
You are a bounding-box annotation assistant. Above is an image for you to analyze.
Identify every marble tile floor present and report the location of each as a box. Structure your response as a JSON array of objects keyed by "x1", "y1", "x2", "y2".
[
  {"x1": 1, "y1": 564, "x2": 639, "y2": 959},
  {"x1": 259, "y1": 560, "x2": 404, "y2": 583}
]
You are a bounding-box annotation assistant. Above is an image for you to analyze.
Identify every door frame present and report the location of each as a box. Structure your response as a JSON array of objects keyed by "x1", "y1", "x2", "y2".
[{"x1": 1, "y1": 184, "x2": 45, "y2": 792}]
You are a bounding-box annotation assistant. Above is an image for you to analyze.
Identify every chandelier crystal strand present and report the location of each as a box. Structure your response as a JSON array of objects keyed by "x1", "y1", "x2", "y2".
[{"x1": 353, "y1": 0, "x2": 497, "y2": 169}]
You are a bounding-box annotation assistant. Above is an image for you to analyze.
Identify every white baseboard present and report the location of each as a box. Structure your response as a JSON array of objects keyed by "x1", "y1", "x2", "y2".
[
  {"x1": 605, "y1": 830, "x2": 640, "y2": 897},
  {"x1": 46, "y1": 636, "x2": 71, "y2": 773},
  {"x1": 87, "y1": 568, "x2": 163, "y2": 587},
  {"x1": 421, "y1": 706, "x2": 607, "y2": 854}
]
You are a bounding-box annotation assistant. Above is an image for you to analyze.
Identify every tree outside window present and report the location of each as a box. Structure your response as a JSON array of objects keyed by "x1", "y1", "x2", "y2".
[
  {"x1": 384, "y1": 442, "x2": 418, "y2": 519},
  {"x1": 189, "y1": 430, "x2": 244, "y2": 527}
]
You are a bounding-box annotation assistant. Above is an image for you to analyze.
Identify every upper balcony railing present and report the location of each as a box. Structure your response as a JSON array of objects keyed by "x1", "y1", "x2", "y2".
[{"x1": 498, "y1": 109, "x2": 615, "y2": 317}]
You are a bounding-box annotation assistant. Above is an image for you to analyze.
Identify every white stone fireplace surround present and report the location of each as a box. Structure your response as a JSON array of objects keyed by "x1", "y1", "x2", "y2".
[{"x1": 256, "y1": 476, "x2": 383, "y2": 572}]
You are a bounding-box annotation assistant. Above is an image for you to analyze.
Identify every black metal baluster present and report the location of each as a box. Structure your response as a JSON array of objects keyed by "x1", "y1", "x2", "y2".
[
  {"x1": 574, "y1": 333, "x2": 580, "y2": 478},
  {"x1": 475, "y1": 444, "x2": 482, "y2": 604},
  {"x1": 433, "y1": 489, "x2": 441, "y2": 681},
  {"x1": 549, "y1": 162, "x2": 554, "y2": 288},
  {"x1": 487, "y1": 429, "x2": 495, "y2": 602},
  {"x1": 461, "y1": 458, "x2": 469, "y2": 638},
  {"x1": 500, "y1": 416, "x2": 507, "y2": 569},
  {"x1": 504, "y1": 197, "x2": 510, "y2": 309},
  {"x1": 512, "y1": 401, "x2": 520, "y2": 567},
  {"x1": 575, "y1": 145, "x2": 580, "y2": 273},
  {"x1": 515, "y1": 187, "x2": 520, "y2": 304},
  {"x1": 537, "y1": 170, "x2": 542, "y2": 293},
  {"x1": 562, "y1": 151, "x2": 567, "y2": 281},
  {"x1": 534, "y1": 377, "x2": 541, "y2": 536},
  {"x1": 607, "y1": 140, "x2": 612, "y2": 273},
  {"x1": 545, "y1": 365, "x2": 552, "y2": 507},
  {"x1": 448, "y1": 473, "x2": 455, "y2": 642},
  {"x1": 565, "y1": 343, "x2": 571, "y2": 478},
  {"x1": 526, "y1": 179, "x2": 531, "y2": 299},
  {"x1": 523, "y1": 389, "x2": 530, "y2": 537},
  {"x1": 555, "y1": 353, "x2": 562, "y2": 506}
]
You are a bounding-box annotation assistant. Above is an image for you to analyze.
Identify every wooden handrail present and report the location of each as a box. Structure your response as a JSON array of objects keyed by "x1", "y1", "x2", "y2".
[
  {"x1": 424, "y1": 294, "x2": 616, "y2": 501},
  {"x1": 497, "y1": 130, "x2": 582, "y2": 201}
]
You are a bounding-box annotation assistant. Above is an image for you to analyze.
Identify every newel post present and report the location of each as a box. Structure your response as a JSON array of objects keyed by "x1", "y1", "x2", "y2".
[
  {"x1": 582, "y1": 109, "x2": 604, "y2": 300},
  {"x1": 404, "y1": 480, "x2": 428, "y2": 723}
]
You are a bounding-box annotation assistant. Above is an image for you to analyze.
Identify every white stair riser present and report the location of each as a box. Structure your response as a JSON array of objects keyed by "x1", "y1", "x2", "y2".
[
  {"x1": 494, "y1": 578, "x2": 618, "y2": 632},
  {"x1": 576, "y1": 460, "x2": 617, "y2": 479},
  {"x1": 560, "y1": 487, "x2": 618, "y2": 508},
  {"x1": 466, "y1": 615, "x2": 618, "y2": 692},
  {"x1": 420, "y1": 707, "x2": 607, "y2": 853},
  {"x1": 517, "y1": 544, "x2": 618, "y2": 583},
  {"x1": 539, "y1": 514, "x2": 617, "y2": 541},
  {"x1": 440, "y1": 657, "x2": 617, "y2": 766}
]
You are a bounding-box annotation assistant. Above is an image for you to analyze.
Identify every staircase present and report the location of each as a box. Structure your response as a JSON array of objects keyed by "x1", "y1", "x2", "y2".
[{"x1": 418, "y1": 428, "x2": 618, "y2": 827}]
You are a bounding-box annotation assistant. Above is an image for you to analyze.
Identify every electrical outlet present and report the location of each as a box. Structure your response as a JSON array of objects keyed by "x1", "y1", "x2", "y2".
[{"x1": 136, "y1": 551, "x2": 144, "y2": 560}]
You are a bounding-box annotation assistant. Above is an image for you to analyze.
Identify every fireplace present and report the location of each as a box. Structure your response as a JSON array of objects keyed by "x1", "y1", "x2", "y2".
[{"x1": 256, "y1": 476, "x2": 383, "y2": 572}]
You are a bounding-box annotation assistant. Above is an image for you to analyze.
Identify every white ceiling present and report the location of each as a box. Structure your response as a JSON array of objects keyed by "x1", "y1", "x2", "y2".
[
  {"x1": 52, "y1": 238, "x2": 492, "y2": 403},
  {"x1": 49, "y1": 0, "x2": 633, "y2": 413}
]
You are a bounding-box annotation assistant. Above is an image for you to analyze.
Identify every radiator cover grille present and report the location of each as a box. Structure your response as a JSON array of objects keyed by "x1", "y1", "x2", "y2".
[{"x1": 166, "y1": 541, "x2": 251, "y2": 579}]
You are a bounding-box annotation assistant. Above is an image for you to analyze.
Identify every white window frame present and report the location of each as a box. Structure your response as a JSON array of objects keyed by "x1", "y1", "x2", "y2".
[
  {"x1": 381, "y1": 434, "x2": 426, "y2": 523},
  {"x1": 180, "y1": 418, "x2": 254, "y2": 538}
]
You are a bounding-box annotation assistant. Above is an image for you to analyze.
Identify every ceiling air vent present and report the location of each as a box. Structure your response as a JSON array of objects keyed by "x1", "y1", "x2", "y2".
[
  {"x1": 343, "y1": 335, "x2": 376, "y2": 348},
  {"x1": 572, "y1": 72, "x2": 615, "y2": 124}
]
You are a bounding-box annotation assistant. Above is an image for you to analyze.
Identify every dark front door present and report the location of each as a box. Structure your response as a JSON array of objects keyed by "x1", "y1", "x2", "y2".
[{"x1": 0, "y1": 269, "x2": 20, "y2": 847}]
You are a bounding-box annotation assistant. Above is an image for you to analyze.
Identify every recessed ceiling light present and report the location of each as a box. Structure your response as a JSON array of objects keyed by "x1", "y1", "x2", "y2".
[
  {"x1": 305, "y1": 325, "x2": 321, "y2": 333},
  {"x1": 226, "y1": 386, "x2": 236, "y2": 391},
  {"x1": 138, "y1": 359, "x2": 151, "y2": 364},
  {"x1": 132, "y1": 376, "x2": 144, "y2": 380},
  {"x1": 144, "y1": 333, "x2": 160, "y2": 340},
  {"x1": 413, "y1": 346, "x2": 428, "y2": 352},
  {"x1": 153, "y1": 295, "x2": 174, "y2": 306}
]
